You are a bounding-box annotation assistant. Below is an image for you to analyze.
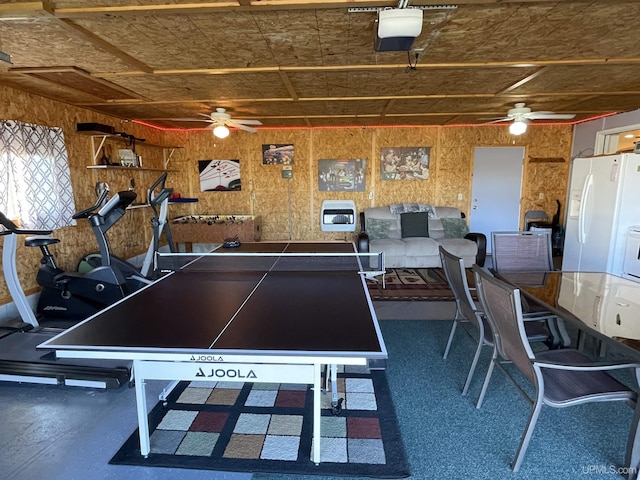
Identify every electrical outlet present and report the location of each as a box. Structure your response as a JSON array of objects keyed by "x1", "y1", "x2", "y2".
[
  {"x1": 539, "y1": 192, "x2": 544, "y2": 200},
  {"x1": 457, "y1": 193, "x2": 463, "y2": 201}
]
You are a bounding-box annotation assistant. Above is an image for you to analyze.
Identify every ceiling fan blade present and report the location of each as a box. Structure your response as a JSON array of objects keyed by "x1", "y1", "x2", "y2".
[
  {"x1": 233, "y1": 123, "x2": 258, "y2": 133},
  {"x1": 170, "y1": 117, "x2": 213, "y2": 122},
  {"x1": 229, "y1": 119, "x2": 263, "y2": 126},
  {"x1": 482, "y1": 117, "x2": 511, "y2": 124},
  {"x1": 528, "y1": 112, "x2": 576, "y2": 120}
]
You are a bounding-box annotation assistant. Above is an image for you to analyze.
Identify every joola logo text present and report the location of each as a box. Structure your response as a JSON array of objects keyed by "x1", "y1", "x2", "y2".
[
  {"x1": 195, "y1": 368, "x2": 257, "y2": 379},
  {"x1": 190, "y1": 355, "x2": 224, "y2": 362}
]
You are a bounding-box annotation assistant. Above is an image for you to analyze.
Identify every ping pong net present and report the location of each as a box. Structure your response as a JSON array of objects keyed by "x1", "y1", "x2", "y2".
[{"x1": 155, "y1": 250, "x2": 385, "y2": 278}]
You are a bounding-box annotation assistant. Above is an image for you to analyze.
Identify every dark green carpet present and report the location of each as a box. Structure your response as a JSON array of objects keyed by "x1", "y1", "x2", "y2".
[{"x1": 256, "y1": 320, "x2": 633, "y2": 480}]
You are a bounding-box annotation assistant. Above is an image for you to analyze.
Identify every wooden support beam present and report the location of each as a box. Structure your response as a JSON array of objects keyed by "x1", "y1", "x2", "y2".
[
  {"x1": 52, "y1": 18, "x2": 154, "y2": 74},
  {"x1": 496, "y1": 66, "x2": 548, "y2": 95},
  {"x1": 278, "y1": 71, "x2": 299, "y2": 101},
  {"x1": 49, "y1": 0, "x2": 590, "y2": 18}
]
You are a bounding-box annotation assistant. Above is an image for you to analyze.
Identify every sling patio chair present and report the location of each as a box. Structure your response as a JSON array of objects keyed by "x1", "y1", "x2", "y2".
[
  {"x1": 439, "y1": 246, "x2": 550, "y2": 397},
  {"x1": 472, "y1": 264, "x2": 638, "y2": 472},
  {"x1": 490, "y1": 231, "x2": 570, "y2": 348}
]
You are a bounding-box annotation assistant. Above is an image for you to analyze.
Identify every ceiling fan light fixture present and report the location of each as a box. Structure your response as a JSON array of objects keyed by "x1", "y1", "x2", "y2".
[
  {"x1": 509, "y1": 119, "x2": 528, "y2": 136},
  {"x1": 213, "y1": 125, "x2": 230, "y2": 139}
]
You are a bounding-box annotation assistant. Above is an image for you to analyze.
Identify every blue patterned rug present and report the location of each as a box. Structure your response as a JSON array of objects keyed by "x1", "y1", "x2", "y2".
[{"x1": 110, "y1": 368, "x2": 410, "y2": 478}]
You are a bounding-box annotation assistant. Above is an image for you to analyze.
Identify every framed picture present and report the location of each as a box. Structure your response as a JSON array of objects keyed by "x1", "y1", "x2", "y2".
[
  {"x1": 380, "y1": 147, "x2": 430, "y2": 180},
  {"x1": 198, "y1": 159, "x2": 241, "y2": 191},
  {"x1": 262, "y1": 144, "x2": 294, "y2": 165},
  {"x1": 318, "y1": 159, "x2": 366, "y2": 192}
]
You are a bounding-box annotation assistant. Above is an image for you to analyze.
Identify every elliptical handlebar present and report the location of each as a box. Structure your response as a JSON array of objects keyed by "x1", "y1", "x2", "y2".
[
  {"x1": 73, "y1": 188, "x2": 111, "y2": 220},
  {"x1": 0, "y1": 211, "x2": 53, "y2": 236},
  {"x1": 148, "y1": 172, "x2": 173, "y2": 207}
]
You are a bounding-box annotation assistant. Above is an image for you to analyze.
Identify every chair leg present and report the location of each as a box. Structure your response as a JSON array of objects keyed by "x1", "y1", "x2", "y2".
[
  {"x1": 546, "y1": 317, "x2": 571, "y2": 348},
  {"x1": 462, "y1": 337, "x2": 483, "y2": 396},
  {"x1": 443, "y1": 320, "x2": 458, "y2": 359},
  {"x1": 511, "y1": 390, "x2": 544, "y2": 472},
  {"x1": 476, "y1": 347, "x2": 497, "y2": 409}
]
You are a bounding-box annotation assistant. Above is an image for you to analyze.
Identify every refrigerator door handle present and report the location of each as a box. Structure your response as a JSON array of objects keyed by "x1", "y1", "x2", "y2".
[{"x1": 578, "y1": 174, "x2": 593, "y2": 244}]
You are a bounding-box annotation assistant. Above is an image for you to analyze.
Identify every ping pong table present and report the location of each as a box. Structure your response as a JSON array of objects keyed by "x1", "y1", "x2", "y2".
[{"x1": 39, "y1": 242, "x2": 387, "y2": 465}]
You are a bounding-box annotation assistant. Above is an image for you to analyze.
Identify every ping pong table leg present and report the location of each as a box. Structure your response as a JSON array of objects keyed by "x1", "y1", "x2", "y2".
[
  {"x1": 133, "y1": 360, "x2": 151, "y2": 457},
  {"x1": 329, "y1": 364, "x2": 343, "y2": 414},
  {"x1": 313, "y1": 363, "x2": 321, "y2": 465}
]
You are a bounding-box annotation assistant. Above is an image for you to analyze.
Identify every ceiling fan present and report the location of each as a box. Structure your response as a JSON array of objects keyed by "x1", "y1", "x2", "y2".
[
  {"x1": 173, "y1": 108, "x2": 262, "y2": 138},
  {"x1": 487, "y1": 103, "x2": 576, "y2": 135}
]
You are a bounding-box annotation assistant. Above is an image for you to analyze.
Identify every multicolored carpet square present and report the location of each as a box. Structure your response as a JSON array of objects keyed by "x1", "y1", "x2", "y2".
[{"x1": 110, "y1": 367, "x2": 410, "y2": 478}]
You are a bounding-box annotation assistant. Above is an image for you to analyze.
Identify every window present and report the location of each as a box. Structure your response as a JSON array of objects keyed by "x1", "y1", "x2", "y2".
[{"x1": 0, "y1": 120, "x2": 76, "y2": 230}]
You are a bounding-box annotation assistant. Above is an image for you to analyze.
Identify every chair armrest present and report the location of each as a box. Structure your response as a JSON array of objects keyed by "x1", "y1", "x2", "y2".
[
  {"x1": 465, "y1": 232, "x2": 487, "y2": 267},
  {"x1": 535, "y1": 349, "x2": 640, "y2": 371},
  {"x1": 357, "y1": 212, "x2": 369, "y2": 252},
  {"x1": 534, "y1": 360, "x2": 640, "y2": 372}
]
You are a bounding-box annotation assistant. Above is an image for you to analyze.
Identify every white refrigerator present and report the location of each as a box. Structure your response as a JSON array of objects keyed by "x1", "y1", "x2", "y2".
[{"x1": 561, "y1": 153, "x2": 640, "y2": 275}]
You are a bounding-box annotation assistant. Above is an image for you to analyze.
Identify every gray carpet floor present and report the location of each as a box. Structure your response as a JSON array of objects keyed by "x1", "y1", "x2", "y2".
[{"x1": 257, "y1": 319, "x2": 633, "y2": 480}]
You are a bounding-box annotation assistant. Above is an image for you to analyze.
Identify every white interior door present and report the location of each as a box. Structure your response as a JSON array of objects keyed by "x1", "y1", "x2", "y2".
[{"x1": 469, "y1": 147, "x2": 524, "y2": 253}]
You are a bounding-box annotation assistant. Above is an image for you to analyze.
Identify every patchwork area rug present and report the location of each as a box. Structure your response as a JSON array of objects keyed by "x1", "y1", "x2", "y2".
[
  {"x1": 111, "y1": 368, "x2": 410, "y2": 478},
  {"x1": 368, "y1": 268, "x2": 468, "y2": 301}
]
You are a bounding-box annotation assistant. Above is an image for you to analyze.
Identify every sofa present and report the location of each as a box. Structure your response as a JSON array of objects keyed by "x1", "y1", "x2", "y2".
[{"x1": 357, "y1": 204, "x2": 486, "y2": 268}]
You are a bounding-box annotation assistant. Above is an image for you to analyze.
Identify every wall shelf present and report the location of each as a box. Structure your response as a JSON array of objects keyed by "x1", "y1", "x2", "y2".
[
  {"x1": 77, "y1": 127, "x2": 183, "y2": 168},
  {"x1": 86, "y1": 165, "x2": 175, "y2": 173}
]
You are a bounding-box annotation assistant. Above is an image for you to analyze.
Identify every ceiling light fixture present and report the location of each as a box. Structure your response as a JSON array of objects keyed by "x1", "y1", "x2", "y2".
[
  {"x1": 213, "y1": 125, "x2": 229, "y2": 139},
  {"x1": 509, "y1": 119, "x2": 528, "y2": 136}
]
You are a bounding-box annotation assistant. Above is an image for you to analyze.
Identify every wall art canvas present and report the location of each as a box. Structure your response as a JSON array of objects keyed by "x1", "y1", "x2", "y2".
[
  {"x1": 262, "y1": 144, "x2": 294, "y2": 165},
  {"x1": 318, "y1": 159, "x2": 366, "y2": 192},
  {"x1": 380, "y1": 147, "x2": 430, "y2": 180},
  {"x1": 199, "y1": 159, "x2": 241, "y2": 191}
]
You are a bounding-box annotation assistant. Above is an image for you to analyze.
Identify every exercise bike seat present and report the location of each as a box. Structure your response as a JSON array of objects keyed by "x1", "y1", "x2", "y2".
[{"x1": 25, "y1": 236, "x2": 60, "y2": 248}]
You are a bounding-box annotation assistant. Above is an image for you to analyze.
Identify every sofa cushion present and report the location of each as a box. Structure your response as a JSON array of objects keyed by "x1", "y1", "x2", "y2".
[
  {"x1": 403, "y1": 237, "x2": 440, "y2": 257},
  {"x1": 367, "y1": 218, "x2": 393, "y2": 240},
  {"x1": 389, "y1": 203, "x2": 435, "y2": 217},
  {"x1": 438, "y1": 238, "x2": 478, "y2": 258},
  {"x1": 434, "y1": 206, "x2": 464, "y2": 219},
  {"x1": 428, "y1": 218, "x2": 444, "y2": 240},
  {"x1": 364, "y1": 206, "x2": 402, "y2": 239},
  {"x1": 370, "y1": 238, "x2": 406, "y2": 257},
  {"x1": 441, "y1": 217, "x2": 470, "y2": 238},
  {"x1": 400, "y1": 212, "x2": 430, "y2": 238}
]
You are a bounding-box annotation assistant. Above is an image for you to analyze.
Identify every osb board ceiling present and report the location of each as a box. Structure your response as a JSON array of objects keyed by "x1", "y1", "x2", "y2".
[{"x1": 1, "y1": 1, "x2": 640, "y2": 129}]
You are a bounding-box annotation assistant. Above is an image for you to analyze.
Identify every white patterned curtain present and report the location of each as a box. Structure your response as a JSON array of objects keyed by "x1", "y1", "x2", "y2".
[{"x1": 0, "y1": 120, "x2": 76, "y2": 230}]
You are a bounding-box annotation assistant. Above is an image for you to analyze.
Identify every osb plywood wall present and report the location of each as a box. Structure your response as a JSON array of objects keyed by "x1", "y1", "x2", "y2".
[
  {"x1": 0, "y1": 84, "x2": 573, "y2": 306},
  {"x1": 170, "y1": 123, "x2": 572, "y2": 241},
  {"x1": 0, "y1": 85, "x2": 191, "y2": 303}
]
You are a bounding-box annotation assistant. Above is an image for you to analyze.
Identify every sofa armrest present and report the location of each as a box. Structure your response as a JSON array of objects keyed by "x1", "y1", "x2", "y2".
[
  {"x1": 464, "y1": 232, "x2": 486, "y2": 267},
  {"x1": 357, "y1": 212, "x2": 370, "y2": 252}
]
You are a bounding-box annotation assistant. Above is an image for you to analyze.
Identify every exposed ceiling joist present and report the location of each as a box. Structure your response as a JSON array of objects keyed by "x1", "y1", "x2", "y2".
[{"x1": 0, "y1": 0, "x2": 636, "y2": 129}]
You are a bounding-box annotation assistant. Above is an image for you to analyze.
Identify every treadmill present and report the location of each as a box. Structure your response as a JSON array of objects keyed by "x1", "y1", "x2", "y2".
[{"x1": 0, "y1": 209, "x2": 131, "y2": 389}]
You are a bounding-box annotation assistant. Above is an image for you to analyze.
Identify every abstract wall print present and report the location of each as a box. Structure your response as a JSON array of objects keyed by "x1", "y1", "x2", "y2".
[
  {"x1": 380, "y1": 147, "x2": 430, "y2": 180},
  {"x1": 318, "y1": 159, "x2": 366, "y2": 192},
  {"x1": 199, "y1": 160, "x2": 241, "y2": 191},
  {"x1": 262, "y1": 144, "x2": 294, "y2": 165}
]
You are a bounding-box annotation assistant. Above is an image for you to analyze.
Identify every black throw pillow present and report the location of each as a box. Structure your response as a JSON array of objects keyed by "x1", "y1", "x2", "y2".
[{"x1": 400, "y1": 212, "x2": 430, "y2": 238}]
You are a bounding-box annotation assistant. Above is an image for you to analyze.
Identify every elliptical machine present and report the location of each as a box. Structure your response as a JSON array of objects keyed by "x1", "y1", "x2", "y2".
[
  {"x1": 140, "y1": 171, "x2": 176, "y2": 278},
  {"x1": 79, "y1": 172, "x2": 175, "y2": 280},
  {"x1": 31, "y1": 189, "x2": 147, "y2": 322}
]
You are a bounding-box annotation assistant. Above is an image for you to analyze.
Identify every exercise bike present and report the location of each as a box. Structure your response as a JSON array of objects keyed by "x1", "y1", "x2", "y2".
[
  {"x1": 31, "y1": 189, "x2": 148, "y2": 322},
  {"x1": 78, "y1": 172, "x2": 175, "y2": 280},
  {"x1": 0, "y1": 211, "x2": 131, "y2": 388}
]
